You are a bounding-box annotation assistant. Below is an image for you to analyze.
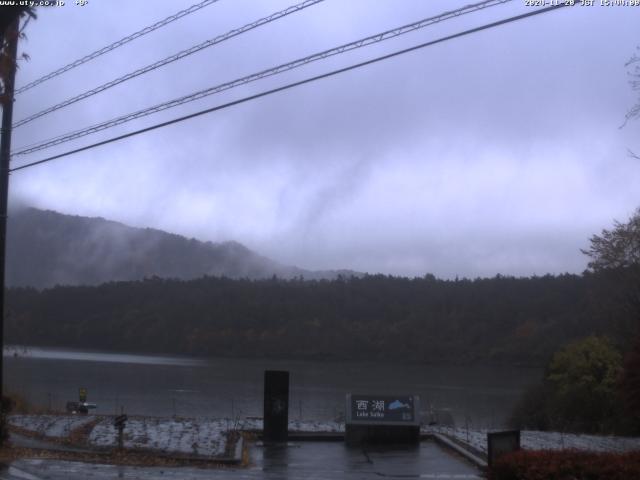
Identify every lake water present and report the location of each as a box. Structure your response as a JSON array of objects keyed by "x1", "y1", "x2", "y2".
[{"x1": 4, "y1": 346, "x2": 542, "y2": 428}]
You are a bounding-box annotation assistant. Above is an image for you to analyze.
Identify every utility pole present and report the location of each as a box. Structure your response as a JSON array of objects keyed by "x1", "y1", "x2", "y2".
[{"x1": 0, "y1": 16, "x2": 20, "y2": 444}]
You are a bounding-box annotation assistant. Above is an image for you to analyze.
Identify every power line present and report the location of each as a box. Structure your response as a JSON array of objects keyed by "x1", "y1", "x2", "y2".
[
  {"x1": 13, "y1": 0, "x2": 513, "y2": 156},
  {"x1": 12, "y1": 0, "x2": 325, "y2": 128},
  {"x1": 10, "y1": 3, "x2": 570, "y2": 173},
  {"x1": 15, "y1": 0, "x2": 221, "y2": 95}
]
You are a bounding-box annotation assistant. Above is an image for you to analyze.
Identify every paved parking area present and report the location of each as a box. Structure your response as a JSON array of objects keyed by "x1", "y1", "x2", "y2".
[{"x1": 0, "y1": 441, "x2": 482, "y2": 479}]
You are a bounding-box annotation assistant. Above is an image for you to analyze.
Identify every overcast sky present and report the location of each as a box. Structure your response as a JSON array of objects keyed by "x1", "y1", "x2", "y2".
[{"x1": 8, "y1": 0, "x2": 640, "y2": 278}]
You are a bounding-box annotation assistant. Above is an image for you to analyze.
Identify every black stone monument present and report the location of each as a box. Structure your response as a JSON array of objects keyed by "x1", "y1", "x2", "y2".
[{"x1": 263, "y1": 370, "x2": 289, "y2": 442}]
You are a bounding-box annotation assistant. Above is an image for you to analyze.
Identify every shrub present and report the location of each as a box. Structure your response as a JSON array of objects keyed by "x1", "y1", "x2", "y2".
[
  {"x1": 488, "y1": 449, "x2": 640, "y2": 480},
  {"x1": 546, "y1": 336, "x2": 622, "y2": 433},
  {"x1": 509, "y1": 336, "x2": 628, "y2": 434}
]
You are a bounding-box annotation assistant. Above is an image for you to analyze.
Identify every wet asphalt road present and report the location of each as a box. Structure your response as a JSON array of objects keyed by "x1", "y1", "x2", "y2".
[{"x1": 0, "y1": 441, "x2": 482, "y2": 479}]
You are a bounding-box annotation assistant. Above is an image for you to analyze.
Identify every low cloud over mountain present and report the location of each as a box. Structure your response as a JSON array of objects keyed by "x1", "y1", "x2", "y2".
[{"x1": 6, "y1": 208, "x2": 357, "y2": 289}]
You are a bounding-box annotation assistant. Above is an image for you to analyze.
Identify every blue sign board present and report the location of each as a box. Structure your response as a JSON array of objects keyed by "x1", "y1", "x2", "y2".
[{"x1": 346, "y1": 394, "x2": 419, "y2": 426}]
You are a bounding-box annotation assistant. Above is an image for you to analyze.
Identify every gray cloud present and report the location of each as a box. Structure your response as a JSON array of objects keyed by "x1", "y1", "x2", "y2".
[{"x1": 8, "y1": 0, "x2": 640, "y2": 278}]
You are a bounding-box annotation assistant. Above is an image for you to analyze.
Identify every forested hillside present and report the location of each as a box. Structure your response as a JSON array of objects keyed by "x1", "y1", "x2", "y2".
[{"x1": 6, "y1": 272, "x2": 628, "y2": 366}]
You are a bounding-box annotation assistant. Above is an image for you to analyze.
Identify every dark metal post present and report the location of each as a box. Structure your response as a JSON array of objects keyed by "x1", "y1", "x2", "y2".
[
  {"x1": 113, "y1": 409, "x2": 127, "y2": 451},
  {"x1": 117, "y1": 425, "x2": 124, "y2": 450},
  {"x1": 0, "y1": 17, "x2": 19, "y2": 443},
  {"x1": 263, "y1": 370, "x2": 289, "y2": 442}
]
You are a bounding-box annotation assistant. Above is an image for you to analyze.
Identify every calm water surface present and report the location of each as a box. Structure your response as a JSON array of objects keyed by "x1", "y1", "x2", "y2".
[{"x1": 4, "y1": 346, "x2": 541, "y2": 428}]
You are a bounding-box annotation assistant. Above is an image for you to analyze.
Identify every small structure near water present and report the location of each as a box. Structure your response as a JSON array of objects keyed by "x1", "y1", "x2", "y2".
[
  {"x1": 487, "y1": 430, "x2": 521, "y2": 467},
  {"x1": 65, "y1": 387, "x2": 97, "y2": 414},
  {"x1": 345, "y1": 394, "x2": 420, "y2": 446}
]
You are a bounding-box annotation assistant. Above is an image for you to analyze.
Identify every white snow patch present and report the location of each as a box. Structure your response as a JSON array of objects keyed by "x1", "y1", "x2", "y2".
[
  {"x1": 288, "y1": 420, "x2": 344, "y2": 432},
  {"x1": 9, "y1": 414, "x2": 96, "y2": 438},
  {"x1": 88, "y1": 417, "x2": 229, "y2": 457},
  {"x1": 423, "y1": 426, "x2": 640, "y2": 454},
  {"x1": 9, "y1": 414, "x2": 231, "y2": 457},
  {"x1": 236, "y1": 418, "x2": 344, "y2": 432}
]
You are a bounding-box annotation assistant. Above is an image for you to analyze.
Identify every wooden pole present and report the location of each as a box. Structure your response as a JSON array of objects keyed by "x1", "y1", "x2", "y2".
[{"x1": 0, "y1": 16, "x2": 19, "y2": 446}]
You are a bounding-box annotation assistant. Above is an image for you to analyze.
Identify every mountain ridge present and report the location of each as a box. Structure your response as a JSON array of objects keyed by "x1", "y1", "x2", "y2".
[{"x1": 6, "y1": 207, "x2": 359, "y2": 289}]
